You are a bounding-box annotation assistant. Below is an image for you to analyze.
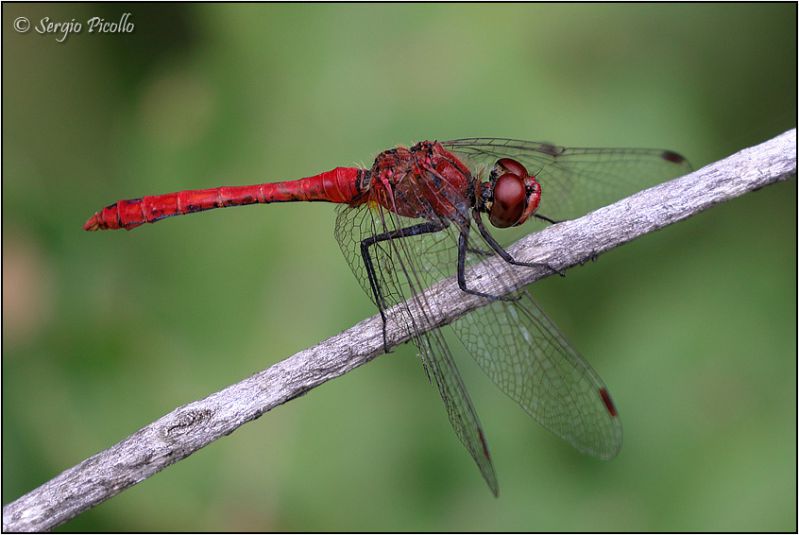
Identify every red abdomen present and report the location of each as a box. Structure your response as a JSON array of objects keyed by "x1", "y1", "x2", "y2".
[{"x1": 84, "y1": 167, "x2": 364, "y2": 231}]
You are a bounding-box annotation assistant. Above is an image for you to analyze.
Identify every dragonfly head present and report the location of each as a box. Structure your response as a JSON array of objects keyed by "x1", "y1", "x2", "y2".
[{"x1": 481, "y1": 158, "x2": 541, "y2": 228}]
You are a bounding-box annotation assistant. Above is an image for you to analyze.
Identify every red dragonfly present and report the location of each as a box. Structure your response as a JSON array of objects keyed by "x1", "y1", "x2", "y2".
[{"x1": 85, "y1": 139, "x2": 690, "y2": 495}]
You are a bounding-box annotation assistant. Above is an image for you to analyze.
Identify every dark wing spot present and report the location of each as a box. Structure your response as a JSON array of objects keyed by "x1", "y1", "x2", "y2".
[
  {"x1": 537, "y1": 143, "x2": 563, "y2": 157},
  {"x1": 478, "y1": 429, "x2": 492, "y2": 460},
  {"x1": 661, "y1": 150, "x2": 687, "y2": 164},
  {"x1": 599, "y1": 387, "x2": 618, "y2": 417}
]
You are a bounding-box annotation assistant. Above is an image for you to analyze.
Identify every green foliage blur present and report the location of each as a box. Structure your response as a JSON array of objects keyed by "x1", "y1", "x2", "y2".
[{"x1": 3, "y1": 4, "x2": 795, "y2": 531}]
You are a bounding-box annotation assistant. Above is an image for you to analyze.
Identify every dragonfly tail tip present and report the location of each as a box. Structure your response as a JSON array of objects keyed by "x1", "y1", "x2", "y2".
[{"x1": 83, "y1": 214, "x2": 101, "y2": 231}]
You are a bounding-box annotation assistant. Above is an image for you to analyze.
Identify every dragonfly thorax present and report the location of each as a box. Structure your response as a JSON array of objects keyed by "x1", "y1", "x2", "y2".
[{"x1": 364, "y1": 141, "x2": 474, "y2": 221}]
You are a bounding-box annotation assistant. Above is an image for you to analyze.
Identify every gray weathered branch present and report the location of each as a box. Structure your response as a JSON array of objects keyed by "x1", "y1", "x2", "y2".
[{"x1": 3, "y1": 128, "x2": 795, "y2": 532}]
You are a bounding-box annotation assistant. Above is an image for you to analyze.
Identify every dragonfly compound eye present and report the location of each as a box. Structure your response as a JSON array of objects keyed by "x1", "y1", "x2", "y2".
[
  {"x1": 495, "y1": 158, "x2": 528, "y2": 178},
  {"x1": 489, "y1": 173, "x2": 526, "y2": 228}
]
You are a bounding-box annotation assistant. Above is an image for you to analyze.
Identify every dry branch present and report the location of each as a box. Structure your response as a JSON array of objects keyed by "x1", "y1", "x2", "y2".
[{"x1": 3, "y1": 128, "x2": 795, "y2": 532}]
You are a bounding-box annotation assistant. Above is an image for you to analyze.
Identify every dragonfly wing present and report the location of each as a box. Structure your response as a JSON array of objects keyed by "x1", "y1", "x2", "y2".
[
  {"x1": 414, "y1": 328, "x2": 499, "y2": 495},
  {"x1": 348, "y1": 199, "x2": 625, "y2": 460},
  {"x1": 449, "y1": 288, "x2": 622, "y2": 459},
  {"x1": 443, "y1": 138, "x2": 692, "y2": 227},
  {"x1": 335, "y1": 202, "x2": 499, "y2": 494}
]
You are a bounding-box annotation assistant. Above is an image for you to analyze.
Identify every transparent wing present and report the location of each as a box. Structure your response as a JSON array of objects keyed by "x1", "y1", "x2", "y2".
[
  {"x1": 413, "y1": 327, "x2": 499, "y2": 495},
  {"x1": 450, "y1": 290, "x2": 622, "y2": 459},
  {"x1": 368, "y1": 203, "x2": 624, "y2": 460},
  {"x1": 442, "y1": 138, "x2": 691, "y2": 229},
  {"x1": 335, "y1": 202, "x2": 499, "y2": 495}
]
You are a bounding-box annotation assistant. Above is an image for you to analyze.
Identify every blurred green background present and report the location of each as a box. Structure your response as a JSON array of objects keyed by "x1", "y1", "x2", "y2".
[{"x1": 3, "y1": 3, "x2": 796, "y2": 531}]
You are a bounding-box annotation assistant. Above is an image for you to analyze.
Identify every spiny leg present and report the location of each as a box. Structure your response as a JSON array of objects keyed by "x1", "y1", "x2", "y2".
[
  {"x1": 473, "y1": 210, "x2": 565, "y2": 277},
  {"x1": 360, "y1": 221, "x2": 447, "y2": 352}
]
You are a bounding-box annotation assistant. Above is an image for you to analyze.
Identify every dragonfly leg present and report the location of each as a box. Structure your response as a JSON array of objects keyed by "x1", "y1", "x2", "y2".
[
  {"x1": 473, "y1": 210, "x2": 566, "y2": 277},
  {"x1": 457, "y1": 227, "x2": 522, "y2": 302},
  {"x1": 534, "y1": 213, "x2": 562, "y2": 225},
  {"x1": 360, "y1": 221, "x2": 447, "y2": 352}
]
